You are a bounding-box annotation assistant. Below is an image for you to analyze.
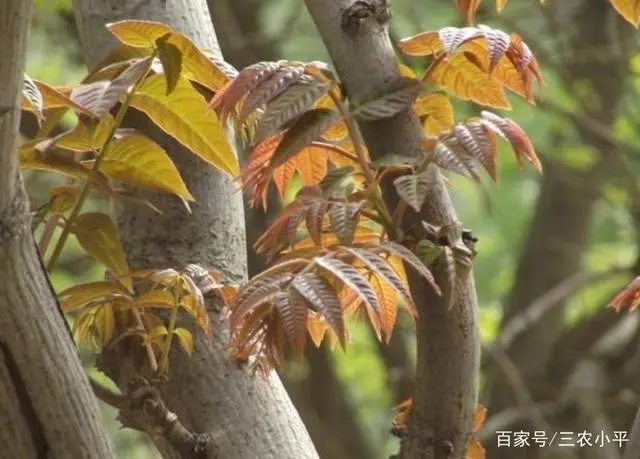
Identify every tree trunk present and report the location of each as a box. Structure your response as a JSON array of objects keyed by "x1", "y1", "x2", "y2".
[
  {"x1": 0, "y1": 1, "x2": 116, "y2": 458},
  {"x1": 303, "y1": 1, "x2": 481, "y2": 458},
  {"x1": 72, "y1": 1, "x2": 318, "y2": 458}
]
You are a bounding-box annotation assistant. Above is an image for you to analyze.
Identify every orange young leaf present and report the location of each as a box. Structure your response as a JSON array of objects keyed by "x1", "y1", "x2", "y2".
[
  {"x1": 609, "y1": 0, "x2": 640, "y2": 27},
  {"x1": 496, "y1": 0, "x2": 509, "y2": 12},
  {"x1": 455, "y1": 0, "x2": 482, "y2": 24},
  {"x1": 428, "y1": 52, "x2": 510, "y2": 109},
  {"x1": 608, "y1": 276, "x2": 640, "y2": 312},
  {"x1": 398, "y1": 32, "x2": 445, "y2": 57}
]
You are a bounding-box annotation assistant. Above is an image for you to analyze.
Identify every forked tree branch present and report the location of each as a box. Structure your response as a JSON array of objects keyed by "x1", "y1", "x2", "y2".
[{"x1": 303, "y1": 1, "x2": 480, "y2": 458}]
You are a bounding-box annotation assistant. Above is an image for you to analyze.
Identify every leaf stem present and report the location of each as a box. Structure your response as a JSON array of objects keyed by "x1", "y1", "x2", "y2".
[
  {"x1": 159, "y1": 282, "x2": 181, "y2": 375},
  {"x1": 327, "y1": 88, "x2": 398, "y2": 239},
  {"x1": 46, "y1": 54, "x2": 157, "y2": 273}
]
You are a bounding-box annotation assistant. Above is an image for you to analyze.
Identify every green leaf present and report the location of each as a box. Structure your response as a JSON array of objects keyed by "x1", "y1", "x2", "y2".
[
  {"x1": 156, "y1": 36, "x2": 182, "y2": 95},
  {"x1": 72, "y1": 213, "x2": 132, "y2": 291},
  {"x1": 130, "y1": 74, "x2": 239, "y2": 177},
  {"x1": 415, "y1": 240, "x2": 443, "y2": 266},
  {"x1": 100, "y1": 132, "x2": 194, "y2": 201},
  {"x1": 173, "y1": 328, "x2": 194, "y2": 356}
]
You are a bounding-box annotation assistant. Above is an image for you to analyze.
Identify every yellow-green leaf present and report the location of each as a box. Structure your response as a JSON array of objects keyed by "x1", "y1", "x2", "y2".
[
  {"x1": 107, "y1": 20, "x2": 229, "y2": 90},
  {"x1": 49, "y1": 185, "x2": 82, "y2": 214},
  {"x1": 100, "y1": 133, "x2": 194, "y2": 201},
  {"x1": 72, "y1": 213, "x2": 132, "y2": 291},
  {"x1": 173, "y1": 328, "x2": 194, "y2": 356},
  {"x1": 156, "y1": 37, "x2": 182, "y2": 94},
  {"x1": 58, "y1": 280, "x2": 131, "y2": 312},
  {"x1": 94, "y1": 304, "x2": 115, "y2": 345},
  {"x1": 129, "y1": 290, "x2": 175, "y2": 309},
  {"x1": 56, "y1": 115, "x2": 115, "y2": 152},
  {"x1": 108, "y1": 20, "x2": 174, "y2": 48},
  {"x1": 130, "y1": 74, "x2": 239, "y2": 176}
]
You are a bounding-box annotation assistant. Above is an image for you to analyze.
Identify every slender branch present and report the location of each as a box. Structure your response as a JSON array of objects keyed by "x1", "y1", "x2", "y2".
[
  {"x1": 47, "y1": 53, "x2": 157, "y2": 271},
  {"x1": 492, "y1": 266, "x2": 630, "y2": 352}
]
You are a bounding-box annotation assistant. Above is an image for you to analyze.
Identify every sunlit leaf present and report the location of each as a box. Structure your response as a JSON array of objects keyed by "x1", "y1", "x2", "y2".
[
  {"x1": 414, "y1": 92, "x2": 454, "y2": 135},
  {"x1": 429, "y1": 53, "x2": 510, "y2": 109},
  {"x1": 609, "y1": 0, "x2": 640, "y2": 27},
  {"x1": 130, "y1": 74, "x2": 239, "y2": 176},
  {"x1": 173, "y1": 328, "x2": 194, "y2": 356},
  {"x1": 455, "y1": 0, "x2": 482, "y2": 24},
  {"x1": 398, "y1": 32, "x2": 445, "y2": 56},
  {"x1": 100, "y1": 132, "x2": 194, "y2": 201},
  {"x1": 107, "y1": 20, "x2": 229, "y2": 90}
]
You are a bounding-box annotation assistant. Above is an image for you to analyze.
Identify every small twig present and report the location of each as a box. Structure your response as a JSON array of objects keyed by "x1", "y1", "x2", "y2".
[
  {"x1": 494, "y1": 266, "x2": 630, "y2": 351},
  {"x1": 490, "y1": 346, "x2": 553, "y2": 434},
  {"x1": 132, "y1": 310, "x2": 159, "y2": 373}
]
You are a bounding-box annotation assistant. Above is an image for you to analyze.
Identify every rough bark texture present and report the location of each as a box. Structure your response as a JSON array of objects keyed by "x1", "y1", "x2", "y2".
[
  {"x1": 0, "y1": 1, "x2": 116, "y2": 458},
  {"x1": 72, "y1": 1, "x2": 318, "y2": 457},
  {"x1": 303, "y1": 1, "x2": 481, "y2": 458}
]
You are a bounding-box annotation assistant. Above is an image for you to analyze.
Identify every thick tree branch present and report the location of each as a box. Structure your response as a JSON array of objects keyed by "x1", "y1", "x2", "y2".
[
  {"x1": 0, "y1": 1, "x2": 116, "y2": 457},
  {"x1": 303, "y1": 1, "x2": 480, "y2": 458},
  {"x1": 72, "y1": 1, "x2": 318, "y2": 457}
]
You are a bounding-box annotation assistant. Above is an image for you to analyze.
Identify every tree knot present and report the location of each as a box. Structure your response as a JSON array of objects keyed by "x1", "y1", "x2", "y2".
[{"x1": 341, "y1": 0, "x2": 391, "y2": 36}]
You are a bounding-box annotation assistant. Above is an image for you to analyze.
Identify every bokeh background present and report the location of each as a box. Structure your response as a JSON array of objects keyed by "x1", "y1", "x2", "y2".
[{"x1": 26, "y1": 0, "x2": 640, "y2": 457}]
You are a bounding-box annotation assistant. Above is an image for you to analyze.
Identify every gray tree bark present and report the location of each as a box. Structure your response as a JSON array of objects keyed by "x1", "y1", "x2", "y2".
[
  {"x1": 0, "y1": 1, "x2": 116, "y2": 458},
  {"x1": 303, "y1": 1, "x2": 481, "y2": 458},
  {"x1": 72, "y1": 0, "x2": 318, "y2": 458}
]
